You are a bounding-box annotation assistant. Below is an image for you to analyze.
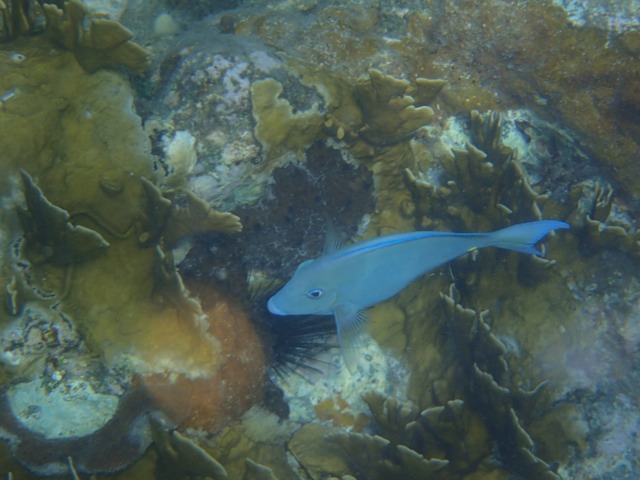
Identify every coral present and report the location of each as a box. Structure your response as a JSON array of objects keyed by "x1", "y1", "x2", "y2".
[
  {"x1": 329, "y1": 282, "x2": 560, "y2": 480},
  {"x1": 362, "y1": 392, "x2": 495, "y2": 476},
  {"x1": 150, "y1": 414, "x2": 228, "y2": 480},
  {"x1": 250, "y1": 77, "x2": 325, "y2": 161},
  {"x1": 405, "y1": 110, "x2": 546, "y2": 233},
  {"x1": 160, "y1": 130, "x2": 198, "y2": 187},
  {"x1": 353, "y1": 69, "x2": 444, "y2": 146},
  {"x1": 567, "y1": 179, "x2": 640, "y2": 257},
  {"x1": 320, "y1": 70, "x2": 444, "y2": 158},
  {"x1": 163, "y1": 188, "x2": 242, "y2": 246},
  {"x1": 2, "y1": 2, "x2": 635, "y2": 478},
  {"x1": 138, "y1": 177, "x2": 241, "y2": 248},
  {"x1": 440, "y1": 285, "x2": 560, "y2": 480},
  {"x1": 42, "y1": 0, "x2": 149, "y2": 74},
  {"x1": 287, "y1": 423, "x2": 350, "y2": 479},
  {"x1": 232, "y1": 0, "x2": 640, "y2": 196},
  {"x1": 313, "y1": 395, "x2": 369, "y2": 432},
  {"x1": 204, "y1": 406, "x2": 298, "y2": 480},
  {"x1": 17, "y1": 170, "x2": 109, "y2": 265},
  {"x1": 0, "y1": 19, "x2": 261, "y2": 476},
  {"x1": 243, "y1": 459, "x2": 279, "y2": 480},
  {"x1": 327, "y1": 431, "x2": 449, "y2": 480},
  {"x1": 0, "y1": 0, "x2": 43, "y2": 41}
]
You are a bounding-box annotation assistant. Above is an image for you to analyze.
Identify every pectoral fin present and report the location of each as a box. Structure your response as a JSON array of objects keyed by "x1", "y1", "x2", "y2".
[
  {"x1": 323, "y1": 215, "x2": 343, "y2": 254},
  {"x1": 333, "y1": 304, "x2": 368, "y2": 373}
]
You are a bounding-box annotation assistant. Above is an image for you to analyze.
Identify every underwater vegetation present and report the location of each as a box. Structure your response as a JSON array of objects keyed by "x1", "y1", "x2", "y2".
[{"x1": 1, "y1": 0, "x2": 639, "y2": 479}]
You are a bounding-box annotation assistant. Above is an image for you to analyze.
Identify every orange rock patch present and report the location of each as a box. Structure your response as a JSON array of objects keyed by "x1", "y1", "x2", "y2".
[{"x1": 141, "y1": 282, "x2": 266, "y2": 432}]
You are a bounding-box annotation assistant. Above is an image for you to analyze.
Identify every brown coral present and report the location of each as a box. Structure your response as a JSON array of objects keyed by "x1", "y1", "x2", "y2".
[
  {"x1": 405, "y1": 110, "x2": 546, "y2": 233},
  {"x1": 42, "y1": 0, "x2": 149, "y2": 74},
  {"x1": 17, "y1": 169, "x2": 109, "y2": 265},
  {"x1": 567, "y1": 179, "x2": 640, "y2": 257},
  {"x1": 354, "y1": 69, "x2": 444, "y2": 146}
]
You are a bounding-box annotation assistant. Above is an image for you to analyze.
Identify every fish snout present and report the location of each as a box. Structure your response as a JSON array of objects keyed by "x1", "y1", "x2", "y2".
[{"x1": 267, "y1": 297, "x2": 287, "y2": 315}]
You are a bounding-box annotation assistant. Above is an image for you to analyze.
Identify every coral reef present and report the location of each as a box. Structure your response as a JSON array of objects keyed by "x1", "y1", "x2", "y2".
[
  {"x1": 226, "y1": 0, "x2": 640, "y2": 199},
  {"x1": 2, "y1": 1, "x2": 639, "y2": 479},
  {"x1": 0, "y1": 15, "x2": 263, "y2": 476}
]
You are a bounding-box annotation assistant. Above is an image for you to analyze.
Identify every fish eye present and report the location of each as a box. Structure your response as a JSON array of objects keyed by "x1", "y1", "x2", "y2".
[{"x1": 306, "y1": 288, "x2": 324, "y2": 299}]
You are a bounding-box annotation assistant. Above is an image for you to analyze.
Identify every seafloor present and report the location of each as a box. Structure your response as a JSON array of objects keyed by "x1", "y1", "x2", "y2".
[{"x1": 0, "y1": 0, "x2": 639, "y2": 479}]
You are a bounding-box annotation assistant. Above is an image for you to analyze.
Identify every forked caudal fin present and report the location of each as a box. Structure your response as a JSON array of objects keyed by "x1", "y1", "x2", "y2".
[{"x1": 488, "y1": 220, "x2": 569, "y2": 255}]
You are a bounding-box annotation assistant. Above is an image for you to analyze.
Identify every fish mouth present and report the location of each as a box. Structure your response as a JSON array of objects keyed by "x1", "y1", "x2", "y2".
[{"x1": 267, "y1": 297, "x2": 287, "y2": 315}]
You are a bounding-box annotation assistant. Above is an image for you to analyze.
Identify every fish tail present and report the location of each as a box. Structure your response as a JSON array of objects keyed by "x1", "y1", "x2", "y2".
[{"x1": 489, "y1": 220, "x2": 569, "y2": 256}]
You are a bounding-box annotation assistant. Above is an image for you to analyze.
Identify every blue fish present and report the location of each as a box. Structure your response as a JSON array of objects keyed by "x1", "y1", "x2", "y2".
[{"x1": 268, "y1": 220, "x2": 569, "y2": 370}]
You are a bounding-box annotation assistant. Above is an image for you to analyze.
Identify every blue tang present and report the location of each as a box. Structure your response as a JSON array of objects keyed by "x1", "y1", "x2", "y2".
[{"x1": 268, "y1": 220, "x2": 569, "y2": 370}]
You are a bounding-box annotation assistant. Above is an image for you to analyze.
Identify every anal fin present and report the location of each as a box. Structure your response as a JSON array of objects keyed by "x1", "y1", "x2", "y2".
[{"x1": 333, "y1": 304, "x2": 368, "y2": 373}]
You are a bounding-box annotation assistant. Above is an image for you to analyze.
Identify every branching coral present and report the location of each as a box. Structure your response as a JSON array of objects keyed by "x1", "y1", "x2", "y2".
[
  {"x1": 440, "y1": 284, "x2": 560, "y2": 480},
  {"x1": 0, "y1": 0, "x2": 43, "y2": 41},
  {"x1": 322, "y1": 69, "x2": 445, "y2": 156},
  {"x1": 324, "y1": 282, "x2": 559, "y2": 480},
  {"x1": 567, "y1": 179, "x2": 640, "y2": 258},
  {"x1": 405, "y1": 110, "x2": 546, "y2": 233},
  {"x1": 354, "y1": 69, "x2": 445, "y2": 146}
]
